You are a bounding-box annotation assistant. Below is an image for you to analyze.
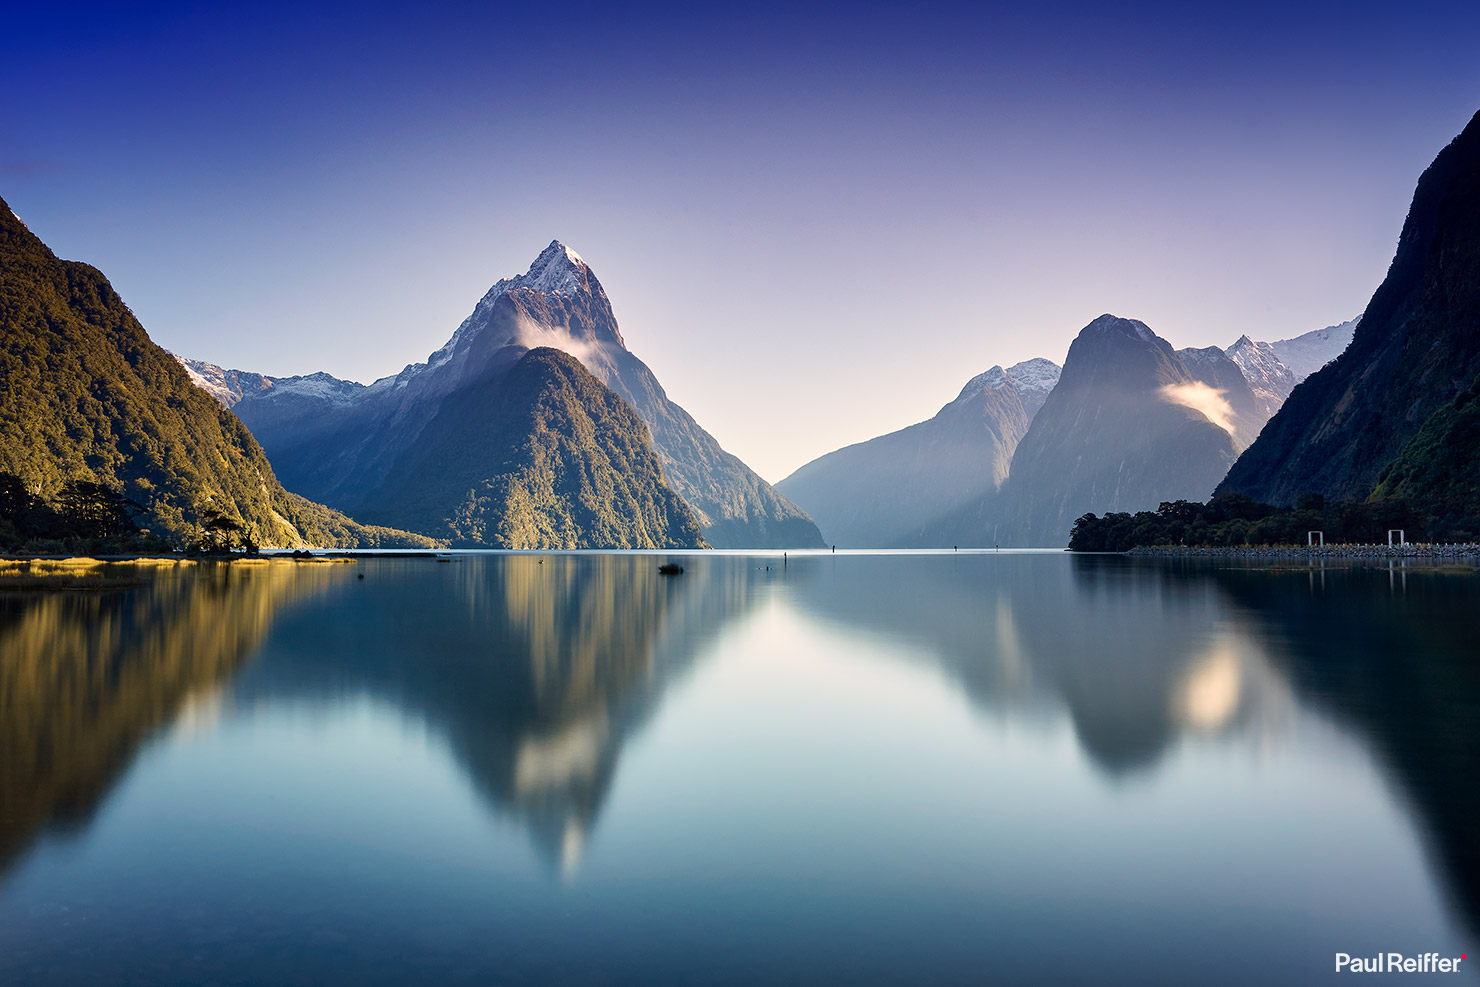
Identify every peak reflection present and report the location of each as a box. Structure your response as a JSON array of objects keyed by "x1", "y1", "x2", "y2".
[{"x1": 226, "y1": 554, "x2": 769, "y2": 871}]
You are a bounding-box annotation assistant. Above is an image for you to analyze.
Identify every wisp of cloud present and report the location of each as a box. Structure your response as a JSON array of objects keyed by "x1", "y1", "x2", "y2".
[{"x1": 1158, "y1": 382, "x2": 1234, "y2": 434}]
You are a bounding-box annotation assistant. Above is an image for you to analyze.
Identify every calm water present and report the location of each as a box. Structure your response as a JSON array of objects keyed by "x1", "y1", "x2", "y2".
[{"x1": 0, "y1": 552, "x2": 1476, "y2": 985}]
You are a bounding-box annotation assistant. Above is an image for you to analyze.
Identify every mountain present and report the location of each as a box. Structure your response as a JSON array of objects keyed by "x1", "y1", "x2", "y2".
[
  {"x1": 1268, "y1": 318, "x2": 1359, "y2": 381},
  {"x1": 987, "y1": 315, "x2": 1243, "y2": 547},
  {"x1": 1225, "y1": 335, "x2": 1298, "y2": 419},
  {"x1": 1219, "y1": 109, "x2": 1480, "y2": 508},
  {"x1": 0, "y1": 194, "x2": 434, "y2": 549},
  {"x1": 1174, "y1": 344, "x2": 1271, "y2": 449},
  {"x1": 357, "y1": 348, "x2": 704, "y2": 548},
  {"x1": 193, "y1": 242, "x2": 823, "y2": 548},
  {"x1": 776, "y1": 358, "x2": 1060, "y2": 546}
]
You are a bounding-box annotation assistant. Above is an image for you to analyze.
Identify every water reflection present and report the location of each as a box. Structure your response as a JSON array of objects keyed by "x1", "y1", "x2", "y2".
[
  {"x1": 0, "y1": 562, "x2": 346, "y2": 878},
  {"x1": 1185, "y1": 559, "x2": 1480, "y2": 941},
  {"x1": 784, "y1": 553, "x2": 1295, "y2": 775},
  {"x1": 785, "y1": 552, "x2": 1480, "y2": 940},
  {"x1": 4, "y1": 550, "x2": 1479, "y2": 970},
  {"x1": 225, "y1": 554, "x2": 771, "y2": 871}
]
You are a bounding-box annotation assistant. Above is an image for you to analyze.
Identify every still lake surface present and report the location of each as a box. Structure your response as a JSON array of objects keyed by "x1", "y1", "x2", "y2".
[{"x1": 0, "y1": 551, "x2": 1476, "y2": 985}]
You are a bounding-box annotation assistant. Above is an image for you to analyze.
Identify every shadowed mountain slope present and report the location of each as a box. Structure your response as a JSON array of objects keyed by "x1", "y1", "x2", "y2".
[{"x1": 1219, "y1": 110, "x2": 1480, "y2": 506}]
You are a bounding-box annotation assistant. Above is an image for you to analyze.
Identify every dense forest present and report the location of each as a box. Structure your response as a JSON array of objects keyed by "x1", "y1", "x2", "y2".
[
  {"x1": 0, "y1": 195, "x2": 436, "y2": 551},
  {"x1": 1067, "y1": 493, "x2": 1460, "y2": 552},
  {"x1": 359, "y1": 348, "x2": 706, "y2": 549}
]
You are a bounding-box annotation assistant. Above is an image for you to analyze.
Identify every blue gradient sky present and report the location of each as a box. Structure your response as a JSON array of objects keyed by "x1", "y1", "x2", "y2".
[{"x1": 4, "y1": 1, "x2": 1479, "y2": 481}]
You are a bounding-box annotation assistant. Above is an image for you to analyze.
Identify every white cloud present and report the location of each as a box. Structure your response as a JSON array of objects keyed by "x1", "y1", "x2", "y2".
[{"x1": 1159, "y1": 382, "x2": 1234, "y2": 434}]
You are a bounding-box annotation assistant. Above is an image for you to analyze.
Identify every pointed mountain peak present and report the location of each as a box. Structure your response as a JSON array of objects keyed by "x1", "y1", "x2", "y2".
[
  {"x1": 424, "y1": 240, "x2": 615, "y2": 372},
  {"x1": 506, "y1": 239, "x2": 594, "y2": 296},
  {"x1": 1230, "y1": 334, "x2": 1257, "y2": 348}
]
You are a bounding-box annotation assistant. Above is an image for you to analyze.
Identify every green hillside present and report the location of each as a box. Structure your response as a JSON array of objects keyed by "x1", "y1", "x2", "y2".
[
  {"x1": 359, "y1": 347, "x2": 706, "y2": 549},
  {"x1": 0, "y1": 194, "x2": 435, "y2": 550}
]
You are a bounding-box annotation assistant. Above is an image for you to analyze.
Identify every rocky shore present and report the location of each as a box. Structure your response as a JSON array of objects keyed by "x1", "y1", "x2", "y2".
[{"x1": 1126, "y1": 544, "x2": 1480, "y2": 561}]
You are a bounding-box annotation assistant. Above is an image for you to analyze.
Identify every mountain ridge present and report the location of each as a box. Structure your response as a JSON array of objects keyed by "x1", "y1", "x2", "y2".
[
  {"x1": 186, "y1": 242, "x2": 823, "y2": 547},
  {"x1": 1219, "y1": 109, "x2": 1480, "y2": 506},
  {"x1": 0, "y1": 192, "x2": 435, "y2": 549}
]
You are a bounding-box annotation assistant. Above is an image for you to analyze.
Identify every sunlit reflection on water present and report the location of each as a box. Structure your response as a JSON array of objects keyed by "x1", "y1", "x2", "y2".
[{"x1": 0, "y1": 553, "x2": 1476, "y2": 985}]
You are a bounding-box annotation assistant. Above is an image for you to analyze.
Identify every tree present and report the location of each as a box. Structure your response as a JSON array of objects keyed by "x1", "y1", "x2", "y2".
[
  {"x1": 54, "y1": 480, "x2": 140, "y2": 542},
  {"x1": 194, "y1": 509, "x2": 249, "y2": 554}
]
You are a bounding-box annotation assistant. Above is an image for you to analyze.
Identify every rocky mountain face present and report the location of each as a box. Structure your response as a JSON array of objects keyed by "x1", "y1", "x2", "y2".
[
  {"x1": 0, "y1": 194, "x2": 432, "y2": 549},
  {"x1": 1225, "y1": 336, "x2": 1298, "y2": 419},
  {"x1": 777, "y1": 359, "x2": 1060, "y2": 547},
  {"x1": 356, "y1": 348, "x2": 704, "y2": 548},
  {"x1": 1269, "y1": 318, "x2": 1359, "y2": 381},
  {"x1": 1175, "y1": 345, "x2": 1271, "y2": 449},
  {"x1": 987, "y1": 315, "x2": 1243, "y2": 547},
  {"x1": 1219, "y1": 109, "x2": 1480, "y2": 508},
  {"x1": 193, "y1": 242, "x2": 822, "y2": 548}
]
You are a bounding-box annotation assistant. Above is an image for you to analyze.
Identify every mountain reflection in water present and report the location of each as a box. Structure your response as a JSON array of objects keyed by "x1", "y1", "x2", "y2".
[
  {"x1": 1, "y1": 552, "x2": 1477, "y2": 985},
  {"x1": 0, "y1": 561, "x2": 347, "y2": 877},
  {"x1": 223, "y1": 554, "x2": 768, "y2": 871}
]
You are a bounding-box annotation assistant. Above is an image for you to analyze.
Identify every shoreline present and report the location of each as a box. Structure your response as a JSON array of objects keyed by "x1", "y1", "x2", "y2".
[{"x1": 1125, "y1": 544, "x2": 1480, "y2": 561}]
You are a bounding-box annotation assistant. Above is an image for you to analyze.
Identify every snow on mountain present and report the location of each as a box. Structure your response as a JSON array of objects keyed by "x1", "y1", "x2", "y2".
[
  {"x1": 1270, "y1": 317, "x2": 1359, "y2": 381},
  {"x1": 1226, "y1": 335, "x2": 1297, "y2": 418},
  {"x1": 183, "y1": 240, "x2": 822, "y2": 548},
  {"x1": 954, "y1": 358, "x2": 1061, "y2": 412},
  {"x1": 1004, "y1": 358, "x2": 1062, "y2": 409},
  {"x1": 177, "y1": 357, "x2": 245, "y2": 407},
  {"x1": 420, "y1": 239, "x2": 613, "y2": 382},
  {"x1": 954, "y1": 366, "x2": 1011, "y2": 401},
  {"x1": 176, "y1": 356, "x2": 365, "y2": 409},
  {"x1": 1177, "y1": 345, "x2": 1225, "y2": 369}
]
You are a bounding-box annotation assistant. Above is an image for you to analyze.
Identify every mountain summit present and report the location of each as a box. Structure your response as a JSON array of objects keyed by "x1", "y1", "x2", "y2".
[
  {"x1": 192, "y1": 242, "x2": 822, "y2": 548},
  {"x1": 986, "y1": 315, "x2": 1243, "y2": 546}
]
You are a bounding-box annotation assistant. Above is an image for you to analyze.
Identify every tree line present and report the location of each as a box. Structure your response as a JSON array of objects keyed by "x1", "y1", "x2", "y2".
[
  {"x1": 0, "y1": 471, "x2": 254, "y2": 555},
  {"x1": 1067, "y1": 493, "x2": 1447, "y2": 552}
]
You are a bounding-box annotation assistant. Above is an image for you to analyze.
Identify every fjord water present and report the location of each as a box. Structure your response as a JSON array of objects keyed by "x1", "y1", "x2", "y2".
[{"x1": 0, "y1": 554, "x2": 1476, "y2": 985}]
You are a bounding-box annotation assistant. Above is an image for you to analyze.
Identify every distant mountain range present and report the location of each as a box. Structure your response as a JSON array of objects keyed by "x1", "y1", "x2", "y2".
[
  {"x1": 779, "y1": 314, "x2": 1352, "y2": 547},
  {"x1": 0, "y1": 194, "x2": 433, "y2": 549},
  {"x1": 12, "y1": 124, "x2": 1410, "y2": 554},
  {"x1": 184, "y1": 242, "x2": 822, "y2": 549},
  {"x1": 1220, "y1": 108, "x2": 1480, "y2": 529},
  {"x1": 777, "y1": 359, "x2": 1060, "y2": 547},
  {"x1": 1269, "y1": 318, "x2": 1359, "y2": 381}
]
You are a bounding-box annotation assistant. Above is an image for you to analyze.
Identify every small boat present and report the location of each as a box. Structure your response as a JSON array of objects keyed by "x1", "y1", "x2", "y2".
[{"x1": 658, "y1": 562, "x2": 684, "y2": 575}]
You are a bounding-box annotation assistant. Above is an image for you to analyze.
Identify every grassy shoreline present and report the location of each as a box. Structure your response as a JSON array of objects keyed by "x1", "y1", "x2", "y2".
[{"x1": 0, "y1": 554, "x2": 372, "y2": 591}]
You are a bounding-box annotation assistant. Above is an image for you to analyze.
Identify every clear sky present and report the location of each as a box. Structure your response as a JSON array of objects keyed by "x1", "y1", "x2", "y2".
[{"x1": 4, "y1": 1, "x2": 1479, "y2": 482}]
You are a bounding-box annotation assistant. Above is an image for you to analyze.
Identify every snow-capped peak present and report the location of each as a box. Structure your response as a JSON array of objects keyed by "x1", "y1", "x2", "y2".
[
  {"x1": 1178, "y1": 345, "x2": 1226, "y2": 367},
  {"x1": 956, "y1": 366, "x2": 1009, "y2": 400},
  {"x1": 515, "y1": 239, "x2": 590, "y2": 295},
  {"x1": 424, "y1": 240, "x2": 601, "y2": 373},
  {"x1": 1004, "y1": 358, "x2": 1062, "y2": 398},
  {"x1": 954, "y1": 358, "x2": 1062, "y2": 405}
]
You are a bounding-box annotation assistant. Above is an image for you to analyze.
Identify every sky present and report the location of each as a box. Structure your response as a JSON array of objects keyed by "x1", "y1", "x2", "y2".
[{"x1": 3, "y1": 1, "x2": 1480, "y2": 482}]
